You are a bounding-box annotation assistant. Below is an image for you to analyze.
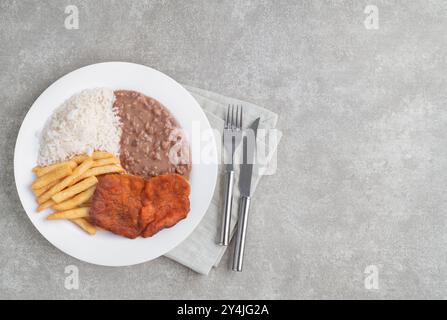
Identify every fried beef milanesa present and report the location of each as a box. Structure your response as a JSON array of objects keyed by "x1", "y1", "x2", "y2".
[
  {"x1": 89, "y1": 173, "x2": 190, "y2": 239},
  {"x1": 141, "y1": 174, "x2": 191, "y2": 237},
  {"x1": 90, "y1": 174, "x2": 144, "y2": 239}
]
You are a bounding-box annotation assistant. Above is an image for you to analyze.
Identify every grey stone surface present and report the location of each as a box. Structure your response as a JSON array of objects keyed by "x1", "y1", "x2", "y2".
[{"x1": 1, "y1": 0, "x2": 447, "y2": 299}]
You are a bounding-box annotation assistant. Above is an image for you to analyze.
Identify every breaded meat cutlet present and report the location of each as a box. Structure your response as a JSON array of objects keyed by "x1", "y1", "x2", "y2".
[
  {"x1": 89, "y1": 173, "x2": 190, "y2": 239},
  {"x1": 141, "y1": 174, "x2": 190, "y2": 237},
  {"x1": 90, "y1": 174, "x2": 144, "y2": 239}
]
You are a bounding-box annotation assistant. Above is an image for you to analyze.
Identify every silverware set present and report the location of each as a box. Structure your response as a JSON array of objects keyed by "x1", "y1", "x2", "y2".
[{"x1": 219, "y1": 104, "x2": 260, "y2": 272}]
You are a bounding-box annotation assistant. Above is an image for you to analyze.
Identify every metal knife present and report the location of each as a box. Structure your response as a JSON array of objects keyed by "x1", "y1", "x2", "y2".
[{"x1": 232, "y1": 117, "x2": 260, "y2": 272}]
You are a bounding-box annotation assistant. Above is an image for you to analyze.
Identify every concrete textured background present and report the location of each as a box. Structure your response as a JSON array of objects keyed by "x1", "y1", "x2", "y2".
[{"x1": 1, "y1": 0, "x2": 447, "y2": 299}]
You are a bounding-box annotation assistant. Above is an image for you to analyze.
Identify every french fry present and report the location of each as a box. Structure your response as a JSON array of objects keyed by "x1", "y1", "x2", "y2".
[
  {"x1": 47, "y1": 207, "x2": 90, "y2": 220},
  {"x1": 91, "y1": 157, "x2": 120, "y2": 168},
  {"x1": 33, "y1": 160, "x2": 77, "y2": 177},
  {"x1": 32, "y1": 165, "x2": 72, "y2": 190},
  {"x1": 92, "y1": 151, "x2": 114, "y2": 160},
  {"x1": 52, "y1": 187, "x2": 96, "y2": 211},
  {"x1": 33, "y1": 153, "x2": 120, "y2": 218},
  {"x1": 52, "y1": 176, "x2": 98, "y2": 203},
  {"x1": 59, "y1": 157, "x2": 94, "y2": 189},
  {"x1": 37, "y1": 199, "x2": 55, "y2": 212},
  {"x1": 81, "y1": 199, "x2": 92, "y2": 207},
  {"x1": 37, "y1": 158, "x2": 94, "y2": 204},
  {"x1": 71, "y1": 154, "x2": 89, "y2": 164},
  {"x1": 71, "y1": 151, "x2": 114, "y2": 164},
  {"x1": 72, "y1": 164, "x2": 124, "y2": 185},
  {"x1": 33, "y1": 179, "x2": 60, "y2": 197},
  {"x1": 71, "y1": 218, "x2": 96, "y2": 235}
]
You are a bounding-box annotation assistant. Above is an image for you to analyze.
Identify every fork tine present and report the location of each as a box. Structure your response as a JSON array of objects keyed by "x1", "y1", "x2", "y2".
[
  {"x1": 226, "y1": 105, "x2": 230, "y2": 128},
  {"x1": 235, "y1": 105, "x2": 239, "y2": 129},
  {"x1": 239, "y1": 105, "x2": 243, "y2": 129},
  {"x1": 231, "y1": 104, "x2": 235, "y2": 129}
]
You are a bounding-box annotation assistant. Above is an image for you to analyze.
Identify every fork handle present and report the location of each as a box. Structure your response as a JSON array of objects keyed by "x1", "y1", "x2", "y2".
[
  {"x1": 232, "y1": 196, "x2": 251, "y2": 272},
  {"x1": 219, "y1": 170, "x2": 234, "y2": 246}
]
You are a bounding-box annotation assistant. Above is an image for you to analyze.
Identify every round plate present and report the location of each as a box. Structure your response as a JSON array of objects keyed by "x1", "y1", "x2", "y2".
[{"x1": 14, "y1": 62, "x2": 218, "y2": 266}]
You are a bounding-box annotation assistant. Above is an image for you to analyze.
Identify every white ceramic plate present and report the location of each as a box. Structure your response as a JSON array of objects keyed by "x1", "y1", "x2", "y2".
[{"x1": 14, "y1": 62, "x2": 218, "y2": 266}]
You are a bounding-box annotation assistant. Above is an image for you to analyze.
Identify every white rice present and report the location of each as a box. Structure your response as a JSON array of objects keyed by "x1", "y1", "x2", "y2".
[{"x1": 37, "y1": 88, "x2": 122, "y2": 166}]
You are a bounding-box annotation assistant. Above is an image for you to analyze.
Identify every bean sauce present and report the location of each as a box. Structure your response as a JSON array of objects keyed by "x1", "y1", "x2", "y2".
[{"x1": 114, "y1": 90, "x2": 191, "y2": 178}]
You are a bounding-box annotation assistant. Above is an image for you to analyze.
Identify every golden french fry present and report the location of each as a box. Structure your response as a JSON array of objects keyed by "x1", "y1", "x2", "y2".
[
  {"x1": 71, "y1": 154, "x2": 89, "y2": 164},
  {"x1": 33, "y1": 160, "x2": 77, "y2": 177},
  {"x1": 91, "y1": 157, "x2": 120, "y2": 168},
  {"x1": 33, "y1": 179, "x2": 60, "y2": 197},
  {"x1": 72, "y1": 164, "x2": 124, "y2": 184},
  {"x1": 52, "y1": 187, "x2": 96, "y2": 211},
  {"x1": 32, "y1": 165, "x2": 72, "y2": 190},
  {"x1": 92, "y1": 151, "x2": 114, "y2": 160},
  {"x1": 58, "y1": 157, "x2": 94, "y2": 189},
  {"x1": 71, "y1": 218, "x2": 96, "y2": 235},
  {"x1": 81, "y1": 199, "x2": 92, "y2": 207},
  {"x1": 37, "y1": 199, "x2": 55, "y2": 212},
  {"x1": 37, "y1": 158, "x2": 94, "y2": 204},
  {"x1": 52, "y1": 176, "x2": 98, "y2": 203},
  {"x1": 72, "y1": 152, "x2": 113, "y2": 164},
  {"x1": 47, "y1": 207, "x2": 90, "y2": 220}
]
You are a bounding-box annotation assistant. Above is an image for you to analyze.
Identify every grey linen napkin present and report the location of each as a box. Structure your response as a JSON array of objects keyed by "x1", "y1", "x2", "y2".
[{"x1": 164, "y1": 85, "x2": 281, "y2": 275}]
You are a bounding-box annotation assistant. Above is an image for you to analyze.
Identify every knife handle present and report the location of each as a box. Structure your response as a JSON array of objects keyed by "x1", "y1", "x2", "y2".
[
  {"x1": 219, "y1": 170, "x2": 234, "y2": 246},
  {"x1": 232, "y1": 196, "x2": 251, "y2": 272}
]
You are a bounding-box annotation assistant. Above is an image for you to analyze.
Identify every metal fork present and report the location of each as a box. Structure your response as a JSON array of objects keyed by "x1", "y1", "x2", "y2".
[{"x1": 219, "y1": 104, "x2": 243, "y2": 246}]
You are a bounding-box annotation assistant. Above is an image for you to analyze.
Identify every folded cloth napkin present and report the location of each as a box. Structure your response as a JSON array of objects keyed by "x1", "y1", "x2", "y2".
[{"x1": 164, "y1": 85, "x2": 281, "y2": 275}]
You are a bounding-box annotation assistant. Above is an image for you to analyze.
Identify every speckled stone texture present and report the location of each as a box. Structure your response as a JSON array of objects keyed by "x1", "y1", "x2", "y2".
[{"x1": 1, "y1": 0, "x2": 447, "y2": 299}]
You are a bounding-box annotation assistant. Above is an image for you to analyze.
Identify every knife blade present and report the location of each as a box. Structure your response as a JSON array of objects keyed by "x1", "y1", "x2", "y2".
[
  {"x1": 232, "y1": 117, "x2": 260, "y2": 272},
  {"x1": 238, "y1": 117, "x2": 260, "y2": 197}
]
